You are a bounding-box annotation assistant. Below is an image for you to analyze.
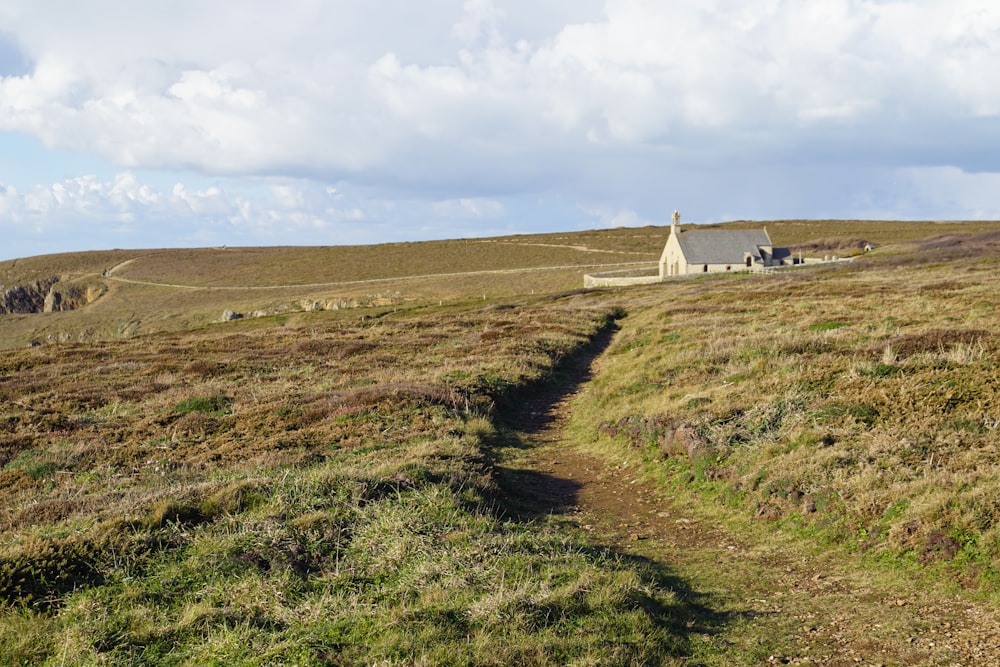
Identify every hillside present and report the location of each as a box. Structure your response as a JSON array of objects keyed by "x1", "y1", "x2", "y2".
[
  {"x1": 2, "y1": 220, "x2": 1000, "y2": 664},
  {"x1": 3, "y1": 219, "x2": 998, "y2": 349},
  {"x1": 575, "y1": 228, "x2": 1000, "y2": 571}
]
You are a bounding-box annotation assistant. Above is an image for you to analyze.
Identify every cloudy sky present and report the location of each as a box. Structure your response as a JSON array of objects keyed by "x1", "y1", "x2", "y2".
[{"x1": 2, "y1": 1, "x2": 1000, "y2": 261}]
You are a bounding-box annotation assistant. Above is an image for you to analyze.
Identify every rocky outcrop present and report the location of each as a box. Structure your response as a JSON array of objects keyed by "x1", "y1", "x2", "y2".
[
  {"x1": 0, "y1": 278, "x2": 59, "y2": 314},
  {"x1": 0, "y1": 278, "x2": 105, "y2": 315}
]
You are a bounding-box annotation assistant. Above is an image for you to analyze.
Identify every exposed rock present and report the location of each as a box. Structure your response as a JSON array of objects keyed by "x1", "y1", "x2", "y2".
[
  {"x1": 652, "y1": 421, "x2": 717, "y2": 461},
  {"x1": 754, "y1": 502, "x2": 782, "y2": 521},
  {"x1": 46, "y1": 332, "x2": 74, "y2": 343},
  {"x1": 674, "y1": 424, "x2": 717, "y2": 462},
  {"x1": 221, "y1": 310, "x2": 244, "y2": 322},
  {"x1": 0, "y1": 278, "x2": 58, "y2": 314},
  {"x1": 1, "y1": 278, "x2": 105, "y2": 314},
  {"x1": 42, "y1": 289, "x2": 61, "y2": 312},
  {"x1": 295, "y1": 298, "x2": 360, "y2": 312},
  {"x1": 921, "y1": 531, "x2": 960, "y2": 562},
  {"x1": 43, "y1": 284, "x2": 98, "y2": 312}
]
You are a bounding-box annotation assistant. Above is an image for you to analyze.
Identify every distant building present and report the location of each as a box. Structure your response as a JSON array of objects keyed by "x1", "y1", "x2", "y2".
[
  {"x1": 658, "y1": 211, "x2": 797, "y2": 277},
  {"x1": 583, "y1": 210, "x2": 808, "y2": 288}
]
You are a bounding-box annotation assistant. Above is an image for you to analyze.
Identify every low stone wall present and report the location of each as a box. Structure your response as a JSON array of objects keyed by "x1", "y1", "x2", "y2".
[
  {"x1": 584, "y1": 257, "x2": 844, "y2": 287},
  {"x1": 583, "y1": 267, "x2": 662, "y2": 288}
]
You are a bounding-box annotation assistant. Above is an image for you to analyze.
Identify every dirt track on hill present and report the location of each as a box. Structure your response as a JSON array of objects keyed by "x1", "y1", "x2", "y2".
[
  {"x1": 499, "y1": 329, "x2": 1000, "y2": 666},
  {"x1": 104, "y1": 258, "x2": 657, "y2": 291}
]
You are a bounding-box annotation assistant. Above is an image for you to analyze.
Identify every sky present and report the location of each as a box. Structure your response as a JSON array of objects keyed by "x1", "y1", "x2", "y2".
[{"x1": 2, "y1": 0, "x2": 1000, "y2": 261}]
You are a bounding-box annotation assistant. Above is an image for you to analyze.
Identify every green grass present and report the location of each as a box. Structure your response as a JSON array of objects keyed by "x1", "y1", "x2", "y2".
[
  {"x1": 3, "y1": 449, "x2": 59, "y2": 481},
  {"x1": 172, "y1": 394, "x2": 233, "y2": 416},
  {"x1": 569, "y1": 231, "x2": 1000, "y2": 591},
  {"x1": 6, "y1": 471, "x2": 687, "y2": 665},
  {"x1": 1, "y1": 297, "x2": 706, "y2": 664},
  {"x1": 3, "y1": 222, "x2": 1000, "y2": 662}
]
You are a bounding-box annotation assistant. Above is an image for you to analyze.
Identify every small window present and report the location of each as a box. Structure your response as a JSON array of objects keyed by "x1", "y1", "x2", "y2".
[
  {"x1": 703, "y1": 264, "x2": 708, "y2": 273},
  {"x1": 746, "y1": 256, "x2": 752, "y2": 267}
]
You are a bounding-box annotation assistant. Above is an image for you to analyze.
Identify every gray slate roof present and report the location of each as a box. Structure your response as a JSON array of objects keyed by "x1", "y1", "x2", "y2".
[
  {"x1": 767, "y1": 246, "x2": 793, "y2": 261},
  {"x1": 676, "y1": 229, "x2": 772, "y2": 264}
]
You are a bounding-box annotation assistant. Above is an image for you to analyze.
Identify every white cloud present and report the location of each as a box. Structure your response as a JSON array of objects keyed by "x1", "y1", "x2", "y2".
[
  {"x1": 2, "y1": 0, "x2": 1000, "y2": 261},
  {"x1": 0, "y1": 172, "x2": 370, "y2": 248},
  {"x1": 452, "y1": 0, "x2": 505, "y2": 46},
  {"x1": 2, "y1": 0, "x2": 997, "y2": 183},
  {"x1": 0, "y1": 172, "x2": 528, "y2": 259}
]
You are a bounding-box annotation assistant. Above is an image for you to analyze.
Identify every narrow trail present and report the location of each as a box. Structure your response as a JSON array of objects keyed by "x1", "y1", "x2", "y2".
[
  {"x1": 498, "y1": 327, "x2": 1000, "y2": 666},
  {"x1": 102, "y1": 259, "x2": 657, "y2": 291}
]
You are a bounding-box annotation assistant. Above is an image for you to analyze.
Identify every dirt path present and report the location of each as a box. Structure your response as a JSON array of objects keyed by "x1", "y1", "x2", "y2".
[
  {"x1": 498, "y1": 331, "x2": 1000, "y2": 666},
  {"x1": 103, "y1": 259, "x2": 656, "y2": 291}
]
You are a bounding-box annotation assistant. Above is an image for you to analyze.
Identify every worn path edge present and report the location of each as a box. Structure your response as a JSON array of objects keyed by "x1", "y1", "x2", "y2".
[{"x1": 495, "y1": 321, "x2": 1000, "y2": 666}]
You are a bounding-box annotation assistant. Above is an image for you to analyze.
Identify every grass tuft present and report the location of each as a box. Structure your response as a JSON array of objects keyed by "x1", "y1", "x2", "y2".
[{"x1": 172, "y1": 395, "x2": 233, "y2": 416}]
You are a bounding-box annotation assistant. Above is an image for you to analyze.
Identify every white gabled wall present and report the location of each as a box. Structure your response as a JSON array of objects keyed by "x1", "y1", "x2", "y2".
[{"x1": 659, "y1": 224, "x2": 686, "y2": 277}]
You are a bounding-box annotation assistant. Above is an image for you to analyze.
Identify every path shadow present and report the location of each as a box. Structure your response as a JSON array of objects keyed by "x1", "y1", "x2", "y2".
[
  {"x1": 494, "y1": 319, "x2": 617, "y2": 438},
  {"x1": 487, "y1": 320, "x2": 619, "y2": 518},
  {"x1": 492, "y1": 466, "x2": 582, "y2": 518},
  {"x1": 484, "y1": 316, "x2": 757, "y2": 659}
]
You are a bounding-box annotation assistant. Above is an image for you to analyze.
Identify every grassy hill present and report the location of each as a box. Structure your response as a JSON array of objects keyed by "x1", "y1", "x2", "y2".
[
  {"x1": 4, "y1": 219, "x2": 999, "y2": 349},
  {"x1": 572, "y1": 230, "x2": 1000, "y2": 580},
  {"x1": 3, "y1": 295, "x2": 652, "y2": 664},
  {"x1": 2, "y1": 219, "x2": 1000, "y2": 664}
]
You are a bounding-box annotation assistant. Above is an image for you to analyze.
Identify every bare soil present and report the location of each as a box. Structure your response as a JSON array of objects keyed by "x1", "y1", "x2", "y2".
[{"x1": 498, "y1": 330, "x2": 1000, "y2": 666}]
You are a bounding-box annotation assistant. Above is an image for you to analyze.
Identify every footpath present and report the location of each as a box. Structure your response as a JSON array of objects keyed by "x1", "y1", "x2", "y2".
[{"x1": 499, "y1": 329, "x2": 1000, "y2": 666}]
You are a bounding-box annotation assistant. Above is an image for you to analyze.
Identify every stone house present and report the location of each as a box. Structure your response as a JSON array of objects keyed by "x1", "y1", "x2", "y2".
[{"x1": 658, "y1": 211, "x2": 797, "y2": 277}]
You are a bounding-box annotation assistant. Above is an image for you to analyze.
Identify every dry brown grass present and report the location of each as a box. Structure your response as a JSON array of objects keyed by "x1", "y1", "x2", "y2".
[
  {"x1": 575, "y1": 231, "x2": 1000, "y2": 587},
  {"x1": 1, "y1": 294, "x2": 706, "y2": 666},
  {"x1": 0, "y1": 298, "x2": 613, "y2": 539},
  {"x1": 3, "y1": 222, "x2": 1000, "y2": 662},
  {"x1": 4, "y1": 220, "x2": 997, "y2": 350}
]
